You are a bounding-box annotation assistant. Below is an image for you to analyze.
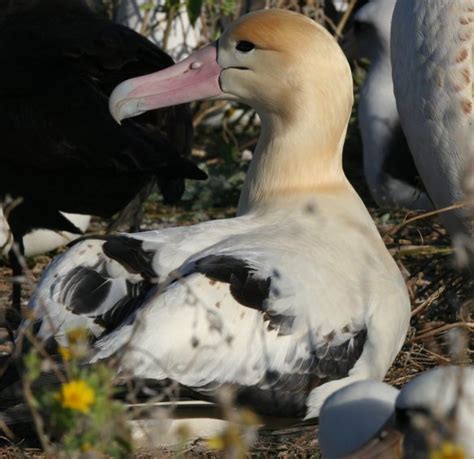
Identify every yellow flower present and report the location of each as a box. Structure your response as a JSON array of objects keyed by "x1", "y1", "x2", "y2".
[
  {"x1": 430, "y1": 441, "x2": 465, "y2": 459},
  {"x1": 81, "y1": 442, "x2": 93, "y2": 452},
  {"x1": 239, "y1": 408, "x2": 260, "y2": 426},
  {"x1": 207, "y1": 436, "x2": 225, "y2": 451},
  {"x1": 207, "y1": 425, "x2": 242, "y2": 451},
  {"x1": 66, "y1": 328, "x2": 89, "y2": 345},
  {"x1": 57, "y1": 379, "x2": 96, "y2": 413},
  {"x1": 58, "y1": 346, "x2": 72, "y2": 361}
]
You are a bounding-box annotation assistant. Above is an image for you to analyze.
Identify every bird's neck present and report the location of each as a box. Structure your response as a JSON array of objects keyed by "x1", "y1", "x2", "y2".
[{"x1": 237, "y1": 110, "x2": 348, "y2": 215}]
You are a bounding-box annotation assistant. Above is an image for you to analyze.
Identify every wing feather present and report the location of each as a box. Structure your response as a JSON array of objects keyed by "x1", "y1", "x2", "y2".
[{"x1": 90, "y1": 251, "x2": 367, "y2": 417}]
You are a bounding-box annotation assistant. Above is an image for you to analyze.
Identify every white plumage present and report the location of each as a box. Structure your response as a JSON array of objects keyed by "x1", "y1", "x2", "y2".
[
  {"x1": 391, "y1": 0, "x2": 474, "y2": 238},
  {"x1": 319, "y1": 379, "x2": 399, "y2": 458},
  {"x1": 319, "y1": 366, "x2": 474, "y2": 458},
  {"x1": 348, "y1": 0, "x2": 433, "y2": 210},
  {"x1": 28, "y1": 9, "x2": 410, "y2": 419},
  {"x1": 0, "y1": 205, "x2": 90, "y2": 258}
]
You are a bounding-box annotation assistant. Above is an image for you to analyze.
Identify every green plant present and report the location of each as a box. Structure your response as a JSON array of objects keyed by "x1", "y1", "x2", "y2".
[{"x1": 23, "y1": 328, "x2": 131, "y2": 457}]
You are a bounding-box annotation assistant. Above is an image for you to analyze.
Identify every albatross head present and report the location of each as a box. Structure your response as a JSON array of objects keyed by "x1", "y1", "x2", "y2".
[
  {"x1": 110, "y1": 9, "x2": 352, "y2": 135},
  {"x1": 110, "y1": 9, "x2": 353, "y2": 212}
]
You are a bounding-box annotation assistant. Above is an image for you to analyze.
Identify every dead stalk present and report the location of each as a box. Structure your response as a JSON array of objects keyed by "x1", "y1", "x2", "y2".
[
  {"x1": 407, "y1": 322, "x2": 474, "y2": 344},
  {"x1": 22, "y1": 378, "x2": 51, "y2": 453},
  {"x1": 384, "y1": 203, "x2": 466, "y2": 237},
  {"x1": 334, "y1": 0, "x2": 358, "y2": 38},
  {"x1": 411, "y1": 285, "x2": 446, "y2": 318}
]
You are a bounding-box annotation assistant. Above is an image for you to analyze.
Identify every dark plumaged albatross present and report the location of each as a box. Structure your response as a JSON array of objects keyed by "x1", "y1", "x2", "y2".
[
  {"x1": 0, "y1": 0, "x2": 205, "y2": 314},
  {"x1": 27, "y1": 9, "x2": 410, "y2": 419},
  {"x1": 0, "y1": 205, "x2": 90, "y2": 258}
]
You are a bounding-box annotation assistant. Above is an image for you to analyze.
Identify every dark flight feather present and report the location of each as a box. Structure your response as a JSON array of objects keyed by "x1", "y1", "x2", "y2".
[
  {"x1": 103, "y1": 235, "x2": 156, "y2": 280},
  {"x1": 194, "y1": 255, "x2": 272, "y2": 309},
  {"x1": 0, "y1": 0, "x2": 205, "y2": 241}
]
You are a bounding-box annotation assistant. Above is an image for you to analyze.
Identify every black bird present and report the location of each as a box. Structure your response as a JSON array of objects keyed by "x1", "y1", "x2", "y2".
[{"x1": 0, "y1": 0, "x2": 206, "y2": 320}]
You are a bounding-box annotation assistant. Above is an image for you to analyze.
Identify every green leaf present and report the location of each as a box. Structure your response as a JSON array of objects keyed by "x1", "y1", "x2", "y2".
[
  {"x1": 139, "y1": 0, "x2": 156, "y2": 13},
  {"x1": 165, "y1": 0, "x2": 181, "y2": 11},
  {"x1": 221, "y1": 0, "x2": 237, "y2": 16},
  {"x1": 186, "y1": 0, "x2": 203, "y2": 25},
  {"x1": 23, "y1": 350, "x2": 41, "y2": 382}
]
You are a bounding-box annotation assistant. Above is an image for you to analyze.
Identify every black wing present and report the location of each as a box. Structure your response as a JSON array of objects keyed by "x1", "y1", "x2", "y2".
[{"x1": 0, "y1": 0, "x2": 203, "y2": 233}]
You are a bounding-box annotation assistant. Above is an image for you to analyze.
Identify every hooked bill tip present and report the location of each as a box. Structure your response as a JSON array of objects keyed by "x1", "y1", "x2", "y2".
[
  {"x1": 113, "y1": 100, "x2": 146, "y2": 124},
  {"x1": 109, "y1": 80, "x2": 139, "y2": 124}
]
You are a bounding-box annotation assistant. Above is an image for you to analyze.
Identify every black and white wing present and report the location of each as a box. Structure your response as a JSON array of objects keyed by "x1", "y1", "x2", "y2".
[
  {"x1": 27, "y1": 216, "x2": 255, "y2": 344},
  {"x1": 90, "y1": 239, "x2": 368, "y2": 418}
]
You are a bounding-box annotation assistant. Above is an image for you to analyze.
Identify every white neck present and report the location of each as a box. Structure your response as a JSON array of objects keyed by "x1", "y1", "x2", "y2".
[{"x1": 237, "y1": 106, "x2": 349, "y2": 215}]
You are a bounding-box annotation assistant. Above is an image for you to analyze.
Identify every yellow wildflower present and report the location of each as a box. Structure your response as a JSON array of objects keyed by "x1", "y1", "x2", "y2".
[
  {"x1": 430, "y1": 441, "x2": 465, "y2": 459},
  {"x1": 239, "y1": 408, "x2": 260, "y2": 426},
  {"x1": 81, "y1": 442, "x2": 93, "y2": 452},
  {"x1": 66, "y1": 327, "x2": 89, "y2": 345},
  {"x1": 57, "y1": 379, "x2": 96, "y2": 413},
  {"x1": 207, "y1": 425, "x2": 242, "y2": 451},
  {"x1": 207, "y1": 436, "x2": 225, "y2": 451},
  {"x1": 58, "y1": 346, "x2": 72, "y2": 361}
]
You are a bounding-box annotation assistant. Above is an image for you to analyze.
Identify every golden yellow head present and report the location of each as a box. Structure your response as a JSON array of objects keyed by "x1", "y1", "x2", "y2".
[
  {"x1": 227, "y1": 9, "x2": 328, "y2": 54},
  {"x1": 110, "y1": 8, "x2": 353, "y2": 142},
  {"x1": 218, "y1": 9, "x2": 353, "y2": 129}
]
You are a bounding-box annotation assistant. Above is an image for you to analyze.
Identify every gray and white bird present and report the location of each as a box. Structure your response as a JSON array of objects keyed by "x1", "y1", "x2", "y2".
[
  {"x1": 27, "y1": 9, "x2": 410, "y2": 419},
  {"x1": 319, "y1": 365, "x2": 474, "y2": 458},
  {"x1": 345, "y1": 0, "x2": 433, "y2": 211},
  {"x1": 391, "y1": 0, "x2": 474, "y2": 239}
]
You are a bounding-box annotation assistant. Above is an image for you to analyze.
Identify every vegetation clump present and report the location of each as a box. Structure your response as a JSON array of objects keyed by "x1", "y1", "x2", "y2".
[{"x1": 23, "y1": 328, "x2": 132, "y2": 457}]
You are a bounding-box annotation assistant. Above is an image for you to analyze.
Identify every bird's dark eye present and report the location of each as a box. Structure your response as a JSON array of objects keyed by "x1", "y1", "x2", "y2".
[{"x1": 236, "y1": 41, "x2": 255, "y2": 53}]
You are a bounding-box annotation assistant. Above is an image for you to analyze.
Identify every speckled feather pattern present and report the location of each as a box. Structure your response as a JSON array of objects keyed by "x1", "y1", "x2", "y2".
[
  {"x1": 391, "y1": 0, "x2": 474, "y2": 236},
  {"x1": 353, "y1": 0, "x2": 433, "y2": 210}
]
